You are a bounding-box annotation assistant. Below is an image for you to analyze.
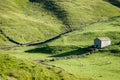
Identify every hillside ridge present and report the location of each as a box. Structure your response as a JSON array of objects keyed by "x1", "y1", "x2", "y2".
[
  {"x1": 0, "y1": 15, "x2": 120, "y2": 49},
  {"x1": 0, "y1": 0, "x2": 120, "y2": 46}
]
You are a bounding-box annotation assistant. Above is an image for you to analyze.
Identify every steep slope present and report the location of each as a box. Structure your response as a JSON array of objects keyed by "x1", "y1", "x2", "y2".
[
  {"x1": 0, "y1": 0, "x2": 65, "y2": 45},
  {"x1": 0, "y1": 0, "x2": 120, "y2": 46},
  {"x1": 104, "y1": 0, "x2": 120, "y2": 7},
  {"x1": 0, "y1": 53, "x2": 91, "y2": 80},
  {"x1": 48, "y1": 18, "x2": 120, "y2": 48},
  {"x1": 0, "y1": 33, "x2": 14, "y2": 46}
]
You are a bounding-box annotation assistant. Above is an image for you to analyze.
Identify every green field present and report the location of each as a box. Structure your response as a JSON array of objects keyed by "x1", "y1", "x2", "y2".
[
  {"x1": 0, "y1": 53, "x2": 90, "y2": 80},
  {"x1": 47, "y1": 18, "x2": 120, "y2": 80},
  {"x1": 1, "y1": 16, "x2": 120, "y2": 80},
  {"x1": 48, "y1": 53, "x2": 120, "y2": 80},
  {"x1": 0, "y1": 0, "x2": 120, "y2": 80}
]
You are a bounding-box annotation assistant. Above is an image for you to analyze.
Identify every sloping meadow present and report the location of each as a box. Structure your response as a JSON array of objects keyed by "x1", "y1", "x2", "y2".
[
  {"x1": 0, "y1": 0, "x2": 120, "y2": 46},
  {"x1": 0, "y1": 53, "x2": 92, "y2": 80}
]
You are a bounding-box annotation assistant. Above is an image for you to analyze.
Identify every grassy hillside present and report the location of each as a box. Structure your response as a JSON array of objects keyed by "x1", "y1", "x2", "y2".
[
  {"x1": 1, "y1": 18, "x2": 120, "y2": 60},
  {"x1": 0, "y1": 33, "x2": 14, "y2": 46},
  {"x1": 0, "y1": 0, "x2": 65, "y2": 45},
  {"x1": 1, "y1": 17, "x2": 119, "y2": 80},
  {"x1": 0, "y1": 53, "x2": 92, "y2": 80},
  {"x1": 0, "y1": 0, "x2": 120, "y2": 46},
  {"x1": 0, "y1": 0, "x2": 120, "y2": 80},
  {"x1": 48, "y1": 18, "x2": 120, "y2": 47},
  {"x1": 48, "y1": 52, "x2": 120, "y2": 80},
  {"x1": 47, "y1": 18, "x2": 120, "y2": 80}
]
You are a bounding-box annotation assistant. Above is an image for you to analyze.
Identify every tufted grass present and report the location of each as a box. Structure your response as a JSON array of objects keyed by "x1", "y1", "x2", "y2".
[{"x1": 0, "y1": 53, "x2": 91, "y2": 80}]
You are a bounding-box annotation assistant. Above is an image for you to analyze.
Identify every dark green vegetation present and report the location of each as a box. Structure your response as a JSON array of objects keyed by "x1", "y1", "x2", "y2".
[{"x1": 105, "y1": 0, "x2": 120, "y2": 7}]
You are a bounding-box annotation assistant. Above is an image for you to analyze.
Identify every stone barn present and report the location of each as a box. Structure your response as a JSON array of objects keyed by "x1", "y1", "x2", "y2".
[{"x1": 94, "y1": 37, "x2": 111, "y2": 48}]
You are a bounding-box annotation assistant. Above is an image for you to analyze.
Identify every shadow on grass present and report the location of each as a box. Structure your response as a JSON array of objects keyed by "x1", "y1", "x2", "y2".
[
  {"x1": 110, "y1": 49, "x2": 120, "y2": 57},
  {"x1": 110, "y1": 49, "x2": 120, "y2": 53},
  {"x1": 98, "y1": 48, "x2": 120, "y2": 57},
  {"x1": 25, "y1": 46, "x2": 53, "y2": 54},
  {"x1": 29, "y1": 0, "x2": 71, "y2": 30},
  {"x1": 105, "y1": 0, "x2": 120, "y2": 8},
  {"x1": 25, "y1": 45, "x2": 88, "y2": 57},
  {"x1": 25, "y1": 44, "x2": 54, "y2": 54},
  {"x1": 51, "y1": 48, "x2": 88, "y2": 57}
]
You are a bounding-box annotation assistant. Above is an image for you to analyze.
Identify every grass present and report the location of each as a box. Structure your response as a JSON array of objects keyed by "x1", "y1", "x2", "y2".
[
  {"x1": 48, "y1": 52, "x2": 120, "y2": 80},
  {"x1": 48, "y1": 18, "x2": 120, "y2": 49},
  {"x1": 0, "y1": 0, "x2": 120, "y2": 80},
  {"x1": 0, "y1": 46, "x2": 53, "y2": 60},
  {"x1": 0, "y1": 45, "x2": 82, "y2": 60},
  {"x1": 0, "y1": 53, "x2": 91, "y2": 80},
  {"x1": 0, "y1": 0, "x2": 65, "y2": 44},
  {"x1": 46, "y1": 18, "x2": 120, "y2": 80},
  {"x1": 1, "y1": 16, "x2": 120, "y2": 60},
  {"x1": 0, "y1": 33, "x2": 15, "y2": 46},
  {"x1": 0, "y1": 0, "x2": 120, "y2": 45},
  {"x1": 1, "y1": 17, "x2": 119, "y2": 80}
]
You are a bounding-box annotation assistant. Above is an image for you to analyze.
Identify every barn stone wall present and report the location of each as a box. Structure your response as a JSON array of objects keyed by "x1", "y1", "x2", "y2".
[
  {"x1": 101, "y1": 40, "x2": 111, "y2": 48},
  {"x1": 94, "y1": 38, "x2": 111, "y2": 48}
]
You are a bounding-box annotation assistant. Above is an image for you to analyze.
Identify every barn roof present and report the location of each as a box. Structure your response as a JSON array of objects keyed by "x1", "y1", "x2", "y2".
[{"x1": 95, "y1": 37, "x2": 110, "y2": 41}]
